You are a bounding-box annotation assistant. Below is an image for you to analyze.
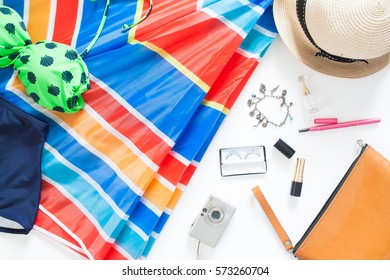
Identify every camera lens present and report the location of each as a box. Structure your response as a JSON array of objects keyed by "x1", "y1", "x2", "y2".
[
  {"x1": 207, "y1": 207, "x2": 224, "y2": 224},
  {"x1": 211, "y1": 210, "x2": 221, "y2": 220}
]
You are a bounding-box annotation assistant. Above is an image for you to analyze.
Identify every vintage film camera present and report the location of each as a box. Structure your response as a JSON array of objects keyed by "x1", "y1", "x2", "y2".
[{"x1": 188, "y1": 195, "x2": 236, "y2": 248}]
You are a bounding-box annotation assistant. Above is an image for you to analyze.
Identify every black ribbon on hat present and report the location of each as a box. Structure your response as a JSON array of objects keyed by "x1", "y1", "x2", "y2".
[{"x1": 296, "y1": 0, "x2": 368, "y2": 64}]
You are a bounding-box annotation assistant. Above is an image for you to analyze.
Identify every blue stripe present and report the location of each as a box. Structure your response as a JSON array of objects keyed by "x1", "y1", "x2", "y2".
[
  {"x1": 142, "y1": 236, "x2": 156, "y2": 258},
  {"x1": 0, "y1": 1, "x2": 24, "y2": 87},
  {"x1": 250, "y1": 0, "x2": 273, "y2": 9},
  {"x1": 257, "y1": 4, "x2": 277, "y2": 34},
  {"x1": 194, "y1": 113, "x2": 226, "y2": 163},
  {"x1": 1, "y1": 91, "x2": 140, "y2": 216},
  {"x1": 238, "y1": 5, "x2": 276, "y2": 56},
  {"x1": 172, "y1": 105, "x2": 221, "y2": 161},
  {"x1": 86, "y1": 43, "x2": 206, "y2": 142},
  {"x1": 3, "y1": 0, "x2": 24, "y2": 16},
  {"x1": 240, "y1": 28, "x2": 274, "y2": 56},
  {"x1": 76, "y1": 0, "x2": 138, "y2": 57},
  {"x1": 203, "y1": 0, "x2": 262, "y2": 35},
  {"x1": 42, "y1": 148, "x2": 126, "y2": 239},
  {"x1": 129, "y1": 202, "x2": 159, "y2": 236},
  {"x1": 0, "y1": 68, "x2": 13, "y2": 91},
  {"x1": 141, "y1": 212, "x2": 169, "y2": 257},
  {"x1": 116, "y1": 226, "x2": 148, "y2": 259},
  {"x1": 153, "y1": 212, "x2": 170, "y2": 234},
  {"x1": 202, "y1": 0, "x2": 273, "y2": 35}
]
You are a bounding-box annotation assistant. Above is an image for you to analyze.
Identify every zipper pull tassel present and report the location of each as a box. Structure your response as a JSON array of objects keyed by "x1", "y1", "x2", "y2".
[
  {"x1": 252, "y1": 186, "x2": 294, "y2": 253},
  {"x1": 357, "y1": 139, "x2": 366, "y2": 149}
]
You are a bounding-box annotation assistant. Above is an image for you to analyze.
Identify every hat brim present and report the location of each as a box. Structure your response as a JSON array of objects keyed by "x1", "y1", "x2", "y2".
[{"x1": 273, "y1": 0, "x2": 390, "y2": 78}]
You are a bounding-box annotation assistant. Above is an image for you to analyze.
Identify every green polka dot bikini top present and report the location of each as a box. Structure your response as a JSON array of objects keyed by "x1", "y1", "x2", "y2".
[{"x1": 0, "y1": 0, "x2": 152, "y2": 113}]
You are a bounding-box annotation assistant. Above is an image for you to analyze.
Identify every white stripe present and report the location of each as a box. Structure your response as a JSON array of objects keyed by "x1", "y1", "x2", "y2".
[
  {"x1": 150, "y1": 231, "x2": 159, "y2": 239},
  {"x1": 71, "y1": 0, "x2": 84, "y2": 48},
  {"x1": 38, "y1": 205, "x2": 95, "y2": 260},
  {"x1": 202, "y1": 7, "x2": 247, "y2": 38},
  {"x1": 84, "y1": 105, "x2": 159, "y2": 171},
  {"x1": 177, "y1": 183, "x2": 186, "y2": 192},
  {"x1": 6, "y1": 74, "x2": 144, "y2": 197},
  {"x1": 112, "y1": 243, "x2": 134, "y2": 260},
  {"x1": 191, "y1": 160, "x2": 200, "y2": 167},
  {"x1": 33, "y1": 225, "x2": 86, "y2": 256},
  {"x1": 236, "y1": 47, "x2": 260, "y2": 59},
  {"x1": 253, "y1": 24, "x2": 278, "y2": 38},
  {"x1": 155, "y1": 174, "x2": 176, "y2": 192},
  {"x1": 91, "y1": 75, "x2": 175, "y2": 147},
  {"x1": 239, "y1": 0, "x2": 265, "y2": 15},
  {"x1": 46, "y1": 0, "x2": 57, "y2": 41},
  {"x1": 196, "y1": 0, "x2": 204, "y2": 11},
  {"x1": 43, "y1": 175, "x2": 115, "y2": 245},
  {"x1": 23, "y1": 0, "x2": 30, "y2": 29},
  {"x1": 127, "y1": 221, "x2": 148, "y2": 241},
  {"x1": 164, "y1": 208, "x2": 173, "y2": 216},
  {"x1": 44, "y1": 143, "x2": 129, "y2": 220},
  {"x1": 139, "y1": 197, "x2": 163, "y2": 217},
  {"x1": 169, "y1": 150, "x2": 191, "y2": 166}
]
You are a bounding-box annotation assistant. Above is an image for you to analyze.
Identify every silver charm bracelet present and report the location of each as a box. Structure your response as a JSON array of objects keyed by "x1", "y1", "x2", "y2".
[{"x1": 247, "y1": 83, "x2": 293, "y2": 128}]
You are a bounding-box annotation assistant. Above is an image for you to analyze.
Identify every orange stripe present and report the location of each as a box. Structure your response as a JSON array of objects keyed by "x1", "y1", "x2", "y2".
[
  {"x1": 167, "y1": 188, "x2": 183, "y2": 210},
  {"x1": 28, "y1": 0, "x2": 51, "y2": 42},
  {"x1": 51, "y1": 109, "x2": 155, "y2": 189},
  {"x1": 11, "y1": 77, "x2": 155, "y2": 189},
  {"x1": 142, "y1": 179, "x2": 173, "y2": 211},
  {"x1": 12, "y1": 76, "x2": 25, "y2": 92},
  {"x1": 84, "y1": 81, "x2": 172, "y2": 166}
]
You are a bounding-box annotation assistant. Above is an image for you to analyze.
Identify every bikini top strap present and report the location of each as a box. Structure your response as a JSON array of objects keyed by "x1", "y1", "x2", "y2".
[{"x1": 80, "y1": 0, "x2": 153, "y2": 58}]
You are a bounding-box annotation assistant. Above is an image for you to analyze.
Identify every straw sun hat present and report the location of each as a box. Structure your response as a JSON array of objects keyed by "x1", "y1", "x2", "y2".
[{"x1": 273, "y1": 0, "x2": 390, "y2": 78}]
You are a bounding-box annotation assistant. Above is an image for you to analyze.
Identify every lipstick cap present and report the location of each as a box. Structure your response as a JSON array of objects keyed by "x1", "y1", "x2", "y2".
[
  {"x1": 290, "y1": 181, "x2": 303, "y2": 197},
  {"x1": 314, "y1": 118, "x2": 338, "y2": 125},
  {"x1": 274, "y1": 138, "x2": 295, "y2": 159}
]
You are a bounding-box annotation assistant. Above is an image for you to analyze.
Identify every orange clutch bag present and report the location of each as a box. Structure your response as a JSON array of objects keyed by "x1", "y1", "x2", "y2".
[{"x1": 252, "y1": 143, "x2": 390, "y2": 259}]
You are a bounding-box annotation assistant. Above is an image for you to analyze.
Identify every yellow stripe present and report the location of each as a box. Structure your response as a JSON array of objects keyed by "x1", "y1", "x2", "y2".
[
  {"x1": 131, "y1": 39, "x2": 210, "y2": 93},
  {"x1": 28, "y1": 0, "x2": 51, "y2": 42},
  {"x1": 128, "y1": 0, "x2": 145, "y2": 42},
  {"x1": 201, "y1": 99, "x2": 230, "y2": 115}
]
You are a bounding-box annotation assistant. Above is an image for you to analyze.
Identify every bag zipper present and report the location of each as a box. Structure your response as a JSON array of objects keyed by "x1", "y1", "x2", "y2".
[{"x1": 292, "y1": 142, "x2": 368, "y2": 254}]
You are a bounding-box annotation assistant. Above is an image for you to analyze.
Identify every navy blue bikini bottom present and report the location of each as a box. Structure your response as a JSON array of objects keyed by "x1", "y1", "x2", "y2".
[{"x1": 0, "y1": 96, "x2": 48, "y2": 234}]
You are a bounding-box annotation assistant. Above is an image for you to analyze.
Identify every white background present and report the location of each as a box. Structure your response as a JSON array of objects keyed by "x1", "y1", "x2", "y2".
[{"x1": 0, "y1": 36, "x2": 389, "y2": 261}]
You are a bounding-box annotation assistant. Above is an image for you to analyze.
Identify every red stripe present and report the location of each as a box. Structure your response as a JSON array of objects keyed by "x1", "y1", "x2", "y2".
[
  {"x1": 104, "y1": 247, "x2": 129, "y2": 260},
  {"x1": 83, "y1": 81, "x2": 172, "y2": 166},
  {"x1": 136, "y1": 11, "x2": 243, "y2": 88},
  {"x1": 52, "y1": 0, "x2": 79, "y2": 45},
  {"x1": 35, "y1": 210, "x2": 83, "y2": 251},
  {"x1": 204, "y1": 53, "x2": 258, "y2": 108},
  {"x1": 38, "y1": 180, "x2": 126, "y2": 260},
  {"x1": 135, "y1": 0, "x2": 197, "y2": 40},
  {"x1": 179, "y1": 163, "x2": 197, "y2": 186},
  {"x1": 157, "y1": 153, "x2": 187, "y2": 185}
]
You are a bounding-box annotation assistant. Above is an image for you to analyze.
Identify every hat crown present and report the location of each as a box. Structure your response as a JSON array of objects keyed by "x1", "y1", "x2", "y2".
[{"x1": 305, "y1": 0, "x2": 390, "y2": 59}]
